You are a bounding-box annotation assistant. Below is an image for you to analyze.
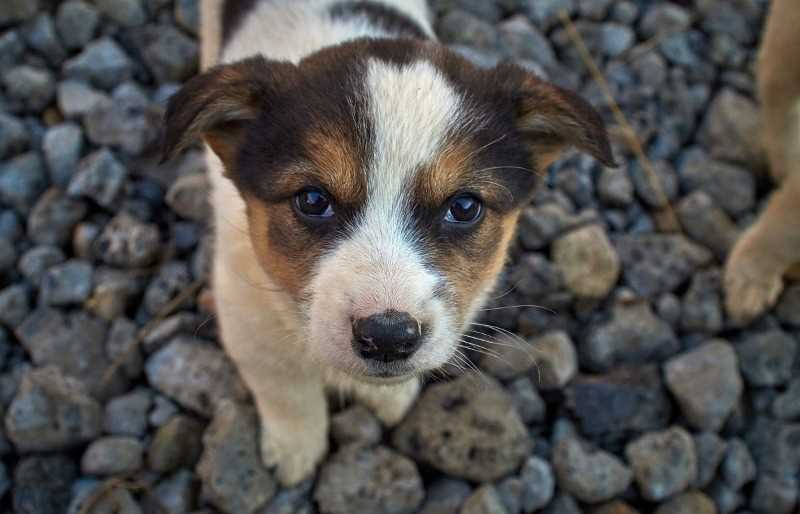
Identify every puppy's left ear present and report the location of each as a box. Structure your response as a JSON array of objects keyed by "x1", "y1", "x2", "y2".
[
  {"x1": 161, "y1": 56, "x2": 295, "y2": 172},
  {"x1": 500, "y1": 64, "x2": 616, "y2": 170}
]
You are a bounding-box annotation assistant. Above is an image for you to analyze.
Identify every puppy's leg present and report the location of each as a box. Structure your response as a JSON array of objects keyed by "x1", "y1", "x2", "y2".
[
  {"x1": 349, "y1": 378, "x2": 421, "y2": 426},
  {"x1": 725, "y1": 173, "x2": 800, "y2": 323}
]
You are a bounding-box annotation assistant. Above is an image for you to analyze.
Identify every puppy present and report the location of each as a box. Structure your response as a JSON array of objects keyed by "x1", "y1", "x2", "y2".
[
  {"x1": 163, "y1": 0, "x2": 613, "y2": 486},
  {"x1": 724, "y1": 0, "x2": 800, "y2": 324}
]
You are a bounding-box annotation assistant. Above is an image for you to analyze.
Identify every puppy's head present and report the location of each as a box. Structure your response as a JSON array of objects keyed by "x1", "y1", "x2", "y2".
[{"x1": 164, "y1": 39, "x2": 613, "y2": 381}]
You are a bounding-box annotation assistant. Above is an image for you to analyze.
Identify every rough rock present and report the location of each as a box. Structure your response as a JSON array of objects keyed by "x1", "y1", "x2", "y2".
[
  {"x1": 314, "y1": 444, "x2": 424, "y2": 514},
  {"x1": 625, "y1": 427, "x2": 698, "y2": 502},
  {"x1": 507, "y1": 376, "x2": 546, "y2": 424},
  {"x1": 13, "y1": 455, "x2": 77, "y2": 514},
  {"x1": 693, "y1": 432, "x2": 728, "y2": 489},
  {"x1": 42, "y1": 123, "x2": 84, "y2": 187},
  {"x1": 418, "y1": 479, "x2": 472, "y2": 514},
  {"x1": 0, "y1": 152, "x2": 48, "y2": 213},
  {"x1": 28, "y1": 188, "x2": 87, "y2": 246},
  {"x1": 680, "y1": 270, "x2": 724, "y2": 334},
  {"x1": 680, "y1": 151, "x2": 755, "y2": 218},
  {"x1": 749, "y1": 474, "x2": 797, "y2": 514},
  {"x1": 553, "y1": 437, "x2": 632, "y2": 503},
  {"x1": 197, "y1": 401, "x2": 278, "y2": 513},
  {"x1": 736, "y1": 330, "x2": 797, "y2": 387},
  {"x1": 775, "y1": 283, "x2": 800, "y2": 327},
  {"x1": 94, "y1": 213, "x2": 160, "y2": 268},
  {"x1": 55, "y1": 1, "x2": 99, "y2": 49},
  {"x1": 530, "y1": 330, "x2": 578, "y2": 389},
  {"x1": 699, "y1": 88, "x2": 763, "y2": 169},
  {"x1": 676, "y1": 191, "x2": 739, "y2": 260},
  {"x1": 653, "y1": 491, "x2": 717, "y2": 514},
  {"x1": 2, "y1": 65, "x2": 55, "y2": 111},
  {"x1": 68, "y1": 149, "x2": 128, "y2": 209},
  {"x1": 460, "y1": 485, "x2": 509, "y2": 514},
  {"x1": 166, "y1": 172, "x2": 210, "y2": 222},
  {"x1": 330, "y1": 405, "x2": 382, "y2": 447},
  {"x1": 615, "y1": 234, "x2": 713, "y2": 298},
  {"x1": 664, "y1": 340, "x2": 742, "y2": 431},
  {"x1": 148, "y1": 414, "x2": 205, "y2": 472},
  {"x1": 94, "y1": 0, "x2": 147, "y2": 26},
  {"x1": 104, "y1": 389, "x2": 152, "y2": 437},
  {"x1": 721, "y1": 438, "x2": 756, "y2": 491},
  {"x1": 5, "y1": 366, "x2": 102, "y2": 452},
  {"x1": 127, "y1": 24, "x2": 199, "y2": 83},
  {"x1": 40, "y1": 259, "x2": 93, "y2": 306},
  {"x1": 57, "y1": 80, "x2": 108, "y2": 118},
  {"x1": 584, "y1": 302, "x2": 679, "y2": 371},
  {"x1": 145, "y1": 336, "x2": 248, "y2": 416},
  {"x1": 81, "y1": 436, "x2": 144, "y2": 475},
  {"x1": 552, "y1": 224, "x2": 620, "y2": 299},
  {"x1": 84, "y1": 84, "x2": 162, "y2": 156},
  {"x1": 392, "y1": 373, "x2": 530, "y2": 482},
  {"x1": 0, "y1": 284, "x2": 30, "y2": 328},
  {"x1": 63, "y1": 37, "x2": 134, "y2": 90}
]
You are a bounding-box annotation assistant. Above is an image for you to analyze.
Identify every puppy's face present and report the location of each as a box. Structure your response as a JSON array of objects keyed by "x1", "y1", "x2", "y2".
[{"x1": 164, "y1": 40, "x2": 613, "y2": 381}]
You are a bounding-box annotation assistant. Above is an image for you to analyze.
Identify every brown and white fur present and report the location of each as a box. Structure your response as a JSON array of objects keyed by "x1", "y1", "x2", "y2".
[
  {"x1": 163, "y1": 0, "x2": 613, "y2": 486},
  {"x1": 724, "y1": 0, "x2": 800, "y2": 324}
]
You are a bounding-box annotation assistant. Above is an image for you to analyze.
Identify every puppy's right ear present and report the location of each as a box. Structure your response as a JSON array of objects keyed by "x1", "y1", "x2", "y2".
[{"x1": 162, "y1": 56, "x2": 294, "y2": 172}]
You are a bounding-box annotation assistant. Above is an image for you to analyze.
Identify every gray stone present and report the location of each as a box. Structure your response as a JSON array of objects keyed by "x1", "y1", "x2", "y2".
[
  {"x1": 4, "y1": 65, "x2": 54, "y2": 113},
  {"x1": 0, "y1": 113, "x2": 29, "y2": 160},
  {"x1": 0, "y1": 239, "x2": 16, "y2": 276},
  {"x1": 5, "y1": 366, "x2": 102, "y2": 452},
  {"x1": 525, "y1": 0, "x2": 575, "y2": 30},
  {"x1": 0, "y1": 285, "x2": 29, "y2": 328},
  {"x1": 498, "y1": 15, "x2": 555, "y2": 67},
  {"x1": 693, "y1": 432, "x2": 728, "y2": 489},
  {"x1": 653, "y1": 491, "x2": 717, "y2": 514},
  {"x1": 56, "y1": 1, "x2": 99, "y2": 49},
  {"x1": 745, "y1": 418, "x2": 800, "y2": 477},
  {"x1": 749, "y1": 474, "x2": 797, "y2": 514},
  {"x1": 95, "y1": 0, "x2": 147, "y2": 26},
  {"x1": 615, "y1": 234, "x2": 713, "y2": 298},
  {"x1": 665, "y1": 340, "x2": 742, "y2": 432},
  {"x1": 680, "y1": 151, "x2": 755, "y2": 218},
  {"x1": 776, "y1": 283, "x2": 800, "y2": 327},
  {"x1": 175, "y1": 0, "x2": 199, "y2": 34},
  {"x1": 572, "y1": 22, "x2": 635, "y2": 58},
  {"x1": 709, "y1": 480, "x2": 743, "y2": 514},
  {"x1": 141, "y1": 311, "x2": 200, "y2": 353},
  {"x1": 22, "y1": 14, "x2": 66, "y2": 65},
  {"x1": 28, "y1": 188, "x2": 87, "y2": 246},
  {"x1": 418, "y1": 479, "x2": 471, "y2": 514},
  {"x1": 42, "y1": 123, "x2": 84, "y2": 187},
  {"x1": 773, "y1": 378, "x2": 800, "y2": 420},
  {"x1": 721, "y1": 439, "x2": 756, "y2": 491},
  {"x1": 680, "y1": 270, "x2": 724, "y2": 334},
  {"x1": 148, "y1": 414, "x2": 204, "y2": 472},
  {"x1": 40, "y1": 260, "x2": 93, "y2": 306},
  {"x1": 569, "y1": 365, "x2": 672, "y2": 440},
  {"x1": 541, "y1": 493, "x2": 581, "y2": 514},
  {"x1": 517, "y1": 202, "x2": 594, "y2": 250},
  {"x1": 584, "y1": 302, "x2": 679, "y2": 371},
  {"x1": 330, "y1": 405, "x2": 382, "y2": 447},
  {"x1": 197, "y1": 401, "x2": 277, "y2": 513},
  {"x1": 314, "y1": 444, "x2": 424, "y2": 514},
  {"x1": 0, "y1": 209, "x2": 22, "y2": 242},
  {"x1": 84, "y1": 83, "x2": 162, "y2": 156},
  {"x1": 104, "y1": 389, "x2": 151, "y2": 437},
  {"x1": 438, "y1": 10, "x2": 498, "y2": 50},
  {"x1": 676, "y1": 191, "x2": 738, "y2": 260},
  {"x1": 257, "y1": 480, "x2": 314, "y2": 514},
  {"x1": 430, "y1": 0, "x2": 502, "y2": 21},
  {"x1": 150, "y1": 394, "x2": 179, "y2": 427},
  {"x1": 57, "y1": 80, "x2": 109, "y2": 119},
  {"x1": 518, "y1": 456, "x2": 555, "y2": 511},
  {"x1": 393, "y1": 373, "x2": 529, "y2": 482},
  {"x1": 630, "y1": 160, "x2": 679, "y2": 209},
  {"x1": 0, "y1": 152, "x2": 48, "y2": 213},
  {"x1": 17, "y1": 245, "x2": 65, "y2": 284},
  {"x1": 594, "y1": 501, "x2": 640, "y2": 514},
  {"x1": 106, "y1": 317, "x2": 143, "y2": 380},
  {"x1": 507, "y1": 376, "x2": 546, "y2": 424},
  {"x1": 151, "y1": 470, "x2": 197, "y2": 514},
  {"x1": 699, "y1": 88, "x2": 763, "y2": 169},
  {"x1": 553, "y1": 437, "x2": 632, "y2": 503},
  {"x1": 625, "y1": 427, "x2": 697, "y2": 502},
  {"x1": 14, "y1": 308, "x2": 120, "y2": 398},
  {"x1": 477, "y1": 331, "x2": 538, "y2": 381},
  {"x1": 12, "y1": 455, "x2": 76, "y2": 514},
  {"x1": 129, "y1": 24, "x2": 199, "y2": 83},
  {"x1": 598, "y1": 166, "x2": 634, "y2": 207},
  {"x1": 0, "y1": 30, "x2": 24, "y2": 70},
  {"x1": 145, "y1": 336, "x2": 248, "y2": 416},
  {"x1": 166, "y1": 173, "x2": 210, "y2": 222},
  {"x1": 639, "y1": 4, "x2": 692, "y2": 38},
  {"x1": 81, "y1": 436, "x2": 144, "y2": 475},
  {"x1": 460, "y1": 485, "x2": 508, "y2": 514},
  {"x1": 552, "y1": 224, "x2": 620, "y2": 299},
  {"x1": 88, "y1": 267, "x2": 143, "y2": 319},
  {"x1": 143, "y1": 261, "x2": 191, "y2": 315},
  {"x1": 736, "y1": 330, "x2": 797, "y2": 387},
  {"x1": 509, "y1": 254, "x2": 563, "y2": 300},
  {"x1": 94, "y1": 213, "x2": 161, "y2": 268},
  {"x1": 63, "y1": 38, "x2": 134, "y2": 90},
  {"x1": 68, "y1": 149, "x2": 128, "y2": 209},
  {"x1": 73, "y1": 221, "x2": 101, "y2": 259}
]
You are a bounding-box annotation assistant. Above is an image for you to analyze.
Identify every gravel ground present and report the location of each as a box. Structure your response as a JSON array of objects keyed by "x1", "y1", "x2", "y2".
[{"x1": 1, "y1": 0, "x2": 798, "y2": 513}]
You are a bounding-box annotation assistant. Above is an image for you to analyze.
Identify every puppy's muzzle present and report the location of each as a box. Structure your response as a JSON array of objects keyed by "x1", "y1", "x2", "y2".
[{"x1": 352, "y1": 310, "x2": 424, "y2": 362}]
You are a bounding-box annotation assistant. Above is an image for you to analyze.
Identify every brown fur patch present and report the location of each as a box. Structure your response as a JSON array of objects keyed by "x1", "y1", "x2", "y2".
[{"x1": 303, "y1": 128, "x2": 365, "y2": 205}]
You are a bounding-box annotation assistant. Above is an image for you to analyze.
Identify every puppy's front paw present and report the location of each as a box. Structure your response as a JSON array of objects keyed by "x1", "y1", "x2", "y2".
[
  {"x1": 362, "y1": 380, "x2": 421, "y2": 427},
  {"x1": 261, "y1": 420, "x2": 328, "y2": 487},
  {"x1": 724, "y1": 240, "x2": 784, "y2": 324}
]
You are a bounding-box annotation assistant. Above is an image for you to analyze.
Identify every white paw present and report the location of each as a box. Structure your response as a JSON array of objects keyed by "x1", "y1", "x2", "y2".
[
  {"x1": 724, "y1": 241, "x2": 784, "y2": 324},
  {"x1": 368, "y1": 380, "x2": 421, "y2": 427},
  {"x1": 260, "y1": 421, "x2": 328, "y2": 487}
]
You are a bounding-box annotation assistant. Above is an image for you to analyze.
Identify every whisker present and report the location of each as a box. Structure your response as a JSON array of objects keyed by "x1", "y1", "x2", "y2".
[{"x1": 480, "y1": 304, "x2": 556, "y2": 315}]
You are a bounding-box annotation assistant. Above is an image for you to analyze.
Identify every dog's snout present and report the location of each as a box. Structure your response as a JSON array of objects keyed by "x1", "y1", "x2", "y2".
[{"x1": 352, "y1": 310, "x2": 423, "y2": 362}]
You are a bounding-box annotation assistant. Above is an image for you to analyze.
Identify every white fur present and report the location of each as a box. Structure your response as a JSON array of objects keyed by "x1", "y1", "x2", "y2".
[{"x1": 201, "y1": 0, "x2": 444, "y2": 487}]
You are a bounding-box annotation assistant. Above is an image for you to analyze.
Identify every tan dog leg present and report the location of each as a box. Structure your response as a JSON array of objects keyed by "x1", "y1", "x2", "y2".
[
  {"x1": 725, "y1": 173, "x2": 800, "y2": 323},
  {"x1": 724, "y1": 0, "x2": 800, "y2": 323}
]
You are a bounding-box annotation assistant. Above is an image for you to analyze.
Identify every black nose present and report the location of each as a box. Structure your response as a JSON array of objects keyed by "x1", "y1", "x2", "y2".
[{"x1": 352, "y1": 310, "x2": 423, "y2": 362}]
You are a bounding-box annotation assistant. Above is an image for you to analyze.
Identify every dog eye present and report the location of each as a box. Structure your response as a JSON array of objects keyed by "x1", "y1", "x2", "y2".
[
  {"x1": 294, "y1": 188, "x2": 334, "y2": 219},
  {"x1": 444, "y1": 194, "x2": 482, "y2": 224}
]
